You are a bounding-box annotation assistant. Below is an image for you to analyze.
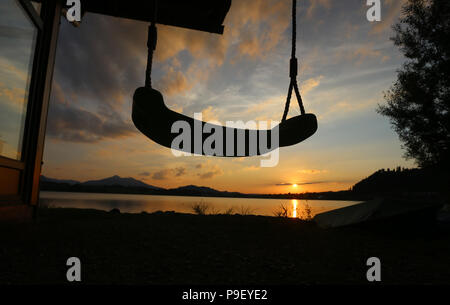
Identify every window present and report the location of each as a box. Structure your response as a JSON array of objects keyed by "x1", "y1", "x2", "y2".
[{"x1": 0, "y1": 0, "x2": 38, "y2": 160}]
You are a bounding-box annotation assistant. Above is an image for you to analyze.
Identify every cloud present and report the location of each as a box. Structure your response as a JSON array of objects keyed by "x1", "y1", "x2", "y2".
[
  {"x1": 0, "y1": 58, "x2": 28, "y2": 82},
  {"x1": 46, "y1": 99, "x2": 136, "y2": 143},
  {"x1": 152, "y1": 169, "x2": 170, "y2": 180},
  {"x1": 344, "y1": 23, "x2": 360, "y2": 39},
  {"x1": 306, "y1": 0, "x2": 332, "y2": 19},
  {"x1": 335, "y1": 43, "x2": 385, "y2": 65},
  {"x1": 318, "y1": 97, "x2": 379, "y2": 121},
  {"x1": 276, "y1": 181, "x2": 329, "y2": 186},
  {"x1": 229, "y1": 0, "x2": 291, "y2": 60},
  {"x1": 139, "y1": 171, "x2": 150, "y2": 177},
  {"x1": 237, "y1": 75, "x2": 323, "y2": 121},
  {"x1": 198, "y1": 170, "x2": 223, "y2": 179},
  {"x1": 151, "y1": 167, "x2": 187, "y2": 180},
  {"x1": 299, "y1": 169, "x2": 328, "y2": 175},
  {"x1": 46, "y1": 16, "x2": 150, "y2": 143},
  {"x1": 370, "y1": 0, "x2": 406, "y2": 35},
  {"x1": 174, "y1": 167, "x2": 186, "y2": 177},
  {"x1": 242, "y1": 165, "x2": 260, "y2": 171},
  {"x1": 353, "y1": 44, "x2": 381, "y2": 61},
  {"x1": 301, "y1": 76, "x2": 324, "y2": 95},
  {"x1": 155, "y1": 25, "x2": 228, "y2": 67},
  {"x1": 381, "y1": 55, "x2": 390, "y2": 63},
  {"x1": 241, "y1": 95, "x2": 284, "y2": 121},
  {"x1": 197, "y1": 164, "x2": 223, "y2": 179},
  {"x1": 157, "y1": 65, "x2": 192, "y2": 96},
  {"x1": 0, "y1": 82, "x2": 27, "y2": 110},
  {"x1": 201, "y1": 105, "x2": 221, "y2": 122},
  {"x1": 53, "y1": 16, "x2": 148, "y2": 112},
  {"x1": 151, "y1": 0, "x2": 295, "y2": 99}
]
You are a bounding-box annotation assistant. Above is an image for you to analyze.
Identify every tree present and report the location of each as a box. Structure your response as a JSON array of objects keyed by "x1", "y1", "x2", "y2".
[{"x1": 378, "y1": 0, "x2": 450, "y2": 170}]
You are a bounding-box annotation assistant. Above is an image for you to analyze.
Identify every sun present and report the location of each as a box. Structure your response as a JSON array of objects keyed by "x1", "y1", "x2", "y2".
[{"x1": 293, "y1": 184, "x2": 298, "y2": 188}]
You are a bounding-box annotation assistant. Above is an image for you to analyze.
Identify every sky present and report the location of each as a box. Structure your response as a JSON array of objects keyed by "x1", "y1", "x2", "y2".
[{"x1": 39, "y1": 0, "x2": 415, "y2": 194}]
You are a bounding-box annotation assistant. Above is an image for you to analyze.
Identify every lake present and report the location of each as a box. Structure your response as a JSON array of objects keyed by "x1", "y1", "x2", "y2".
[{"x1": 39, "y1": 191, "x2": 362, "y2": 218}]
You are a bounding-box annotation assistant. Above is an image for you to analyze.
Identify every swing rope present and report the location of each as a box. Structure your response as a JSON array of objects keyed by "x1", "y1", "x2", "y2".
[
  {"x1": 281, "y1": 0, "x2": 306, "y2": 122},
  {"x1": 145, "y1": 0, "x2": 158, "y2": 88}
]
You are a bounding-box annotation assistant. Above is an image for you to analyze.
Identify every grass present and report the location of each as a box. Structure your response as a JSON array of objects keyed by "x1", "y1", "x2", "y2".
[
  {"x1": 190, "y1": 201, "x2": 254, "y2": 216},
  {"x1": 273, "y1": 202, "x2": 312, "y2": 221},
  {"x1": 191, "y1": 201, "x2": 210, "y2": 215},
  {"x1": 273, "y1": 203, "x2": 289, "y2": 218},
  {"x1": 301, "y1": 202, "x2": 313, "y2": 221}
]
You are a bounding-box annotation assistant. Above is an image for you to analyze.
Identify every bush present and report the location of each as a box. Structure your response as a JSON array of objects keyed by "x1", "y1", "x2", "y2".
[
  {"x1": 273, "y1": 203, "x2": 289, "y2": 217},
  {"x1": 191, "y1": 201, "x2": 210, "y2": 215}
]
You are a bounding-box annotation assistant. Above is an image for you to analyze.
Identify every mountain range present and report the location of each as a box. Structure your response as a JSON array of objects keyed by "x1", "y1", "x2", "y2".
[
  {"x1": 40, "y1": 175, "x2": 244, "y2": 197},
  {"x1": 40, "y1": 167, "x2": 444, "y2": 200},
  {"x1": 81, "y1": 175, "x2": 164, "y2": 190}
]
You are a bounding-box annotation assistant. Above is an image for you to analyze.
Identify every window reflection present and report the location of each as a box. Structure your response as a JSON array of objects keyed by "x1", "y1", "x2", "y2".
[
  {"x1": 31, "y1": 1, "x2": 41, "y2": 15},
  {"x1": 0, "y1": 0, "x2": 37, "y2": 160}
]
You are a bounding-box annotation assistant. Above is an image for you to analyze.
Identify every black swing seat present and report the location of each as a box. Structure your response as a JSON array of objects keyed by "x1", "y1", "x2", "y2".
[{"x1": 132, "y1": 87, "x2": 318, "y2": 157}]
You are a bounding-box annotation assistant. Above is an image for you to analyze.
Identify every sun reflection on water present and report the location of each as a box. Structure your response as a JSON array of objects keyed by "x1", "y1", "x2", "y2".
[{"x1": 292, "y1": 199, "x2": 298, "y2": 218}]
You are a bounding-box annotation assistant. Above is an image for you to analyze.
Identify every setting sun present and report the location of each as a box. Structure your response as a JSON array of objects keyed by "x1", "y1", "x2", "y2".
[{"x1": 293, "y1": 184, "x2": 298, "y2": 188}]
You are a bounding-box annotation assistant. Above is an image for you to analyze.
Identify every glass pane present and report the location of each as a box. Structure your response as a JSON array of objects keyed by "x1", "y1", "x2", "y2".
[{"x1": 0, "y1": 0, "x2": 38, "y2": 160}]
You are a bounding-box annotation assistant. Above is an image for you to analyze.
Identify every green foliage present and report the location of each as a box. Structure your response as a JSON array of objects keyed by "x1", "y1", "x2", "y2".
[{"x1": 378, "y1": 0, "x2": 450, "y2": 169}]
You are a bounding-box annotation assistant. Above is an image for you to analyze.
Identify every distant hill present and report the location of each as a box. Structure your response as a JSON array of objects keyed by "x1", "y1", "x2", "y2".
[
  {"x1": 170, "y1": 185, "x2": 219, "y2": 193},
  {"x1": 39, "y1": 175, "x2": 244, "y2": 198},
  {"x1": 168, "y1": 185, "x2": 244, "y2": 197},
  {"x1": 40, "y1": 175, "x2": 80, "y2": 185},
  {"x1": 352, "y1": 167, "x2": 447, "y2": 196},
  {"x1": 82, "y1": 175, "x2": 163, "y2": 190}
]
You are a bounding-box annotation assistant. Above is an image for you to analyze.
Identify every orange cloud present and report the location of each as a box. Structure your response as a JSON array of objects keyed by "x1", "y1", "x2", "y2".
[
  {"x1": 154, "y1": 0, "x2": 292, "y2": 64},
  {"x1": 149, "y1": 0, "x2": 296, "y2": 99},
  {"x1": 0, "y1": 58, "x2": 28, "y2": 82},
  {"x1": 0, "y1": 82, "x2": 27, "y2": 110},
  {"x1": 353, "y1": 44, "x2": 381, "y2": 61},
  {"x1": 301, "y1": 75, "x2": 324, "y2": 95},
  {"x1": 229, "y1": 0, "x2": 291, "y2": 60},
  {"x1": 336, "y1": 43, "x2": 385, "y2": 65},
  {"x1": 198, "y1": 166, "x2": 223, "y2": 179},
  {"x1": 155, "y1": 25, "x2": 228, "y2": 67},
  {"x1": 299, "y1": 169, "x2": 328, "y2": 175},
  {"x1": 157, "y1": 66, "x2": 192, "y2": 96},
  {"x1": 370, "y1": 0, "x2": 406, "y2": 35},
  {"x1": 193, "y1": 161, "x2": 224, "y2": 180},
  {"x1": 201, "y1": 105, "x2": 221, "y2": 122}
]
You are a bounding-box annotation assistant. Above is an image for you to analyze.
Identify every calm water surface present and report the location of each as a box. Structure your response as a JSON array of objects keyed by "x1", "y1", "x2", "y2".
[{"x1": 40, "y1": 191, "x2": 361, "y2": 218}]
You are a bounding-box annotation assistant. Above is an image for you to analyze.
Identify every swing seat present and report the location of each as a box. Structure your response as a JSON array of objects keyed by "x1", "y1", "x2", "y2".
[{"x1": 132, "y1": 87, "x2": 317, "y2": 157}]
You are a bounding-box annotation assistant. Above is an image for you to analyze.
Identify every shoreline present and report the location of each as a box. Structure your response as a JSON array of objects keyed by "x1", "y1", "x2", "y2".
[{"x1": 39, "y1": 189, "x2": 363, "y2": 202}]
